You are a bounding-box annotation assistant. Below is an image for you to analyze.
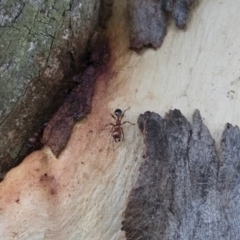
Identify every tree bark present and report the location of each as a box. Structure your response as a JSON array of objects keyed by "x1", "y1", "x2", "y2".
[
  {"x1": 128, "y1": 0, "x2": 196, "y2": 49},
  {"x1": 0, "y1": 0, "x2": 101, "y2": 175},
  {"x1": 41, "y1": 31, "x2": 111, "y2": 156},
  {"x1": 1, "y1": 0, "x2": 240, "y2": 239},
  {"x1": 122, "y1": 109, "x2": 240, "y2": 239}
]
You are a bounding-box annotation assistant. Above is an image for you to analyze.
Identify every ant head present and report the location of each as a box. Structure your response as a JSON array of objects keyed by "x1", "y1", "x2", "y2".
[{"x1": 114, "y1": 109, "x2": 122, "y2": 117}]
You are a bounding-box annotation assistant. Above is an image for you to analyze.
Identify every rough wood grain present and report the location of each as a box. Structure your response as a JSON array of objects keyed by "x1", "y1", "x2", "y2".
[
  {"x1": 128, "y1": 0, "x2": 196, "y2": 49},
  {"x1": 122, "y1": 109, "x2": 240, "y2": 240}
]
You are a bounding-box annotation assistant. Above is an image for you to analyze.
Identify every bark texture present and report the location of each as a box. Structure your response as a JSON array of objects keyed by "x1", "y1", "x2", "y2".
[
  {"x1": 41, "y1": 66, "x2": 96, "y2": 156},
  {"x1": 122, "y1": 109, "x2": 240, "y2": 240},
  {"x1": 128, "y1": 0, "x2": 196, "y2": 49},
  {"x1": 41, "y1": 32, "x2": 111, "y2": 156},
  {"x1": 0, "y1": 0, "x2": 102, "y2": 175}
]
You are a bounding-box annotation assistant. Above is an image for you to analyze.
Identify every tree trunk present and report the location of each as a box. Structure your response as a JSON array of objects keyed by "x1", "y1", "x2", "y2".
[
  {"x1": 0, "y1": 0, "x2": 101, "y2": 176},
  {"x1": 1, "y1": 0, "x2": 240, "y2": 239}
]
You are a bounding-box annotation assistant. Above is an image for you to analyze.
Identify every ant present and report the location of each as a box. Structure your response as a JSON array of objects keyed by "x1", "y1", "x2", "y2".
[{"x1": 105, "y1": 107, "x2": 135, "y2": 142}]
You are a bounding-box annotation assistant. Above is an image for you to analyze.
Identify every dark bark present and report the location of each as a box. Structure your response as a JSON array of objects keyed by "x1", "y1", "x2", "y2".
[
  {"x1": 128, "y1": 0, "x2": 196, "y2": 50},
  {"x1": 122, "y1": 109, "x2": 240, "y2": 240},
  {"x1": 99, "y1": 0, "x2": 113, "y2": 28},
  {"x1": 41, "y1": 66, "x2": 96, "y2": 156},
  {"x1": 41, "y1": 32, "x2": 111, "y2": 156},
  {"x1": 0, "y1": 0, "x2": 113, "y2": 176}
]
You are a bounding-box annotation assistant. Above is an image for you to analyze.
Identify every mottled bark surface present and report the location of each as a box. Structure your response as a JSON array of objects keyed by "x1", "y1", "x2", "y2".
[
  {"x1": 0, "y1": 0, "x2": 102, "y2": 175},
  {"x1": 122, "y1": 109, "x2": 240, "y2": 240},
  {"x1": 128, "y1": 0, "x2": 196, "y2": 49}
]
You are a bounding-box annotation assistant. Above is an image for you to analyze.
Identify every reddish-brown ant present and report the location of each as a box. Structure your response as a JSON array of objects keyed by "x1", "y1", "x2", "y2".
[{"x1": 105, "y1": 107, "x2": 135, "y2": 142}]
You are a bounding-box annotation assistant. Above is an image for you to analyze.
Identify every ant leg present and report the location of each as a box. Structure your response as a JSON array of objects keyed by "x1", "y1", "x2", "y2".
[
  {"x1": 101, "y1": 123, "x2": 115, "y2": 131},
  {"x1": 104, "y1": 123, "x2": 115, "y2": 127},
  {"x1": 111, "y1": 114, "x2": 117, "y2": 120},
  {"x1": 110, "y1": 126, "x2": 115, "y2": 132},
  {"x1": 121, "y1": 121, "x2": 135, "y2": 125},
  {"x1": 120, "y1": 107, "x2": 130, "y2": 120},
  {"x1": 120, "y1": 127, "x2": 125, "y2": 141}
]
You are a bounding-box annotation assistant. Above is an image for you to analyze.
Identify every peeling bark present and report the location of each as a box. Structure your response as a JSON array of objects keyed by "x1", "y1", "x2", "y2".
[
  {"x1": 41, "y1": 66, "x2": 96, "y2": 156},
  {"x1": 128, "y1": 0, "x2": 196, "y2": 50},
  {"x1": 41, "y1": 32, "x2": 111, "y2": 156},
  {"x1": 0, "y1": 0, "x2": 106, "y2": 175},
  {"x1": 122, "y1": 109, "x2": 240, "y2": 240}
]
